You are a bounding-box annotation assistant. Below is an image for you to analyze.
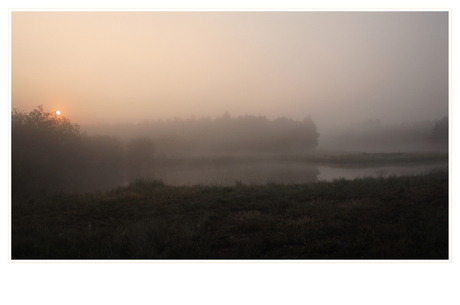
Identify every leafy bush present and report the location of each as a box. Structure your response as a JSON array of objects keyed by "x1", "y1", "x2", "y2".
[
  {"x1": 12, "y1": 105, "x2": 83, "y2": 196},
  {"x1": 12, "y1": 105, "x2": 127, "y2": 196}
]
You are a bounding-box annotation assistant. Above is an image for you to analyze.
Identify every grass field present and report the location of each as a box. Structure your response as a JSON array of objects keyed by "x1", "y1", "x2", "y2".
[{"x1": 12, "y1": 169, "x2": 448, "y2": 259}]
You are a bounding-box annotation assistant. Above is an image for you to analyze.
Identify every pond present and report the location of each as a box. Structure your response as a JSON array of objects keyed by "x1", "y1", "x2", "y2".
[
  {"x1": 150, "y1": 160, "x2": 448, "y2": 186},
  {"x1": 316, "y1": 163, "x2": 448, "y2": 181}
]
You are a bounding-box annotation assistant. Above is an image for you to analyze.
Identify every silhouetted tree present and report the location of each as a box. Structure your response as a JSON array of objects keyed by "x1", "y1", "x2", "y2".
[
  {"x1": 83, "y1": 112, "x2": 320, "y2": 154},
  {"x1": 12, "y1": 105, "x2": 82, "y2": 196},
  {"x1": 12, "y1": 105, "x2": 128, "y2": 196},
  {"x1": 429, "y1": 116, "x2": 448, "y2": 151},
  {"x1": 302, "y1": 116, "x2": 320, "y2": 149}
]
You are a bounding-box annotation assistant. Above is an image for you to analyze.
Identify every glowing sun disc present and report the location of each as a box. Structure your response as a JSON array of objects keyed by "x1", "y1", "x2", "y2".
[{"x1": 56, "y1": 111, "x2": 61, "y2": 115}]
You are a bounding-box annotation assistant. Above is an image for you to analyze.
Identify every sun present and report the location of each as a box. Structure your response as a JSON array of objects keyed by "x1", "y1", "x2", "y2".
[{"x1": 56, "y1": 110, "x2": 61, "y2": 115}]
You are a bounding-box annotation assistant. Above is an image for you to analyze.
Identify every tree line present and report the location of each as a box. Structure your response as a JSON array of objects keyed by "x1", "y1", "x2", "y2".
[
  {"x1": 12, "y1": 106, "x2": 320, "y2": 196},
  {"x1": 318, "y1": 117, "x2": 448, "y2": 152},
  {"x1": 84, "y1": 111, "x2": 320, "y2": 156}
]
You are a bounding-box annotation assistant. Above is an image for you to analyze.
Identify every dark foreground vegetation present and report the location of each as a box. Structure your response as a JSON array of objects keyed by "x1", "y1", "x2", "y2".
[
  {"x1": 12, "y1": 170, "x2": 448, "y2": 259},
  {"x1": 11, "y1": 105, "x2": 449, "y2": 259}
]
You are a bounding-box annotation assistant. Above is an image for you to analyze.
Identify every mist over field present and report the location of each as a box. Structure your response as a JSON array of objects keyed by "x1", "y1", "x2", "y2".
[
  {"x1": 11, "y1": 11, "x2": 449, "y2": 194},
  {"x1": 82, "y1": 114, "x2": 448, "y2": 154},
  {"x1": 12, "y1": 105, "x2": 447, "y2": 196},
  {"x1": 11, "y1": 10, "x2": 450, "y2": 260}
]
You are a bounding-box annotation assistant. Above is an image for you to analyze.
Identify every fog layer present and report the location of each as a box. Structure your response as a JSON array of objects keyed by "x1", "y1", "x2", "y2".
[{"x1": 12, "y1": 105, "x2": 447, "y2": 197}]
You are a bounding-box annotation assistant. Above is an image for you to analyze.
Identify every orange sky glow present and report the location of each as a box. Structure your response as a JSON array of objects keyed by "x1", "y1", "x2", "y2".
[{"x1": 11, "y1": 11, "x2": 448, "y2": 130}]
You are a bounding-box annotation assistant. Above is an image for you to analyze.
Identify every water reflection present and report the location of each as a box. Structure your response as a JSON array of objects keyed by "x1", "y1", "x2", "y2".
[
  {"x1": 151, "y1": 160, "x2": 447, "y2": 186},
  {"x1": 154, "y1": 161, "x2": 320, "y2": 186},
  {"x1": 317, "y1": 163, "x2": 448, "y2": 181}
]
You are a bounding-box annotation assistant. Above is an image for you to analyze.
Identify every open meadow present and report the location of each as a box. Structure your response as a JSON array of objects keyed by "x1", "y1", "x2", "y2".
[{"x1": 12, "y1": 163, "x2": 448, "y2": 259}]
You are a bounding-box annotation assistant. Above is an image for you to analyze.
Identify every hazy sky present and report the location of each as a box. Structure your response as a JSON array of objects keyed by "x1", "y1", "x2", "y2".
[{"x1": 12, "y1": 11, "x2": 448, "y2": 130}]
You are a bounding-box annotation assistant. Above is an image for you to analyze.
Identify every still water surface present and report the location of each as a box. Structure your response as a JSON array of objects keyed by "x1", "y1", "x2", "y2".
[{"x1": 152, "y1": 161, "x2": 447, "y2": 186}]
